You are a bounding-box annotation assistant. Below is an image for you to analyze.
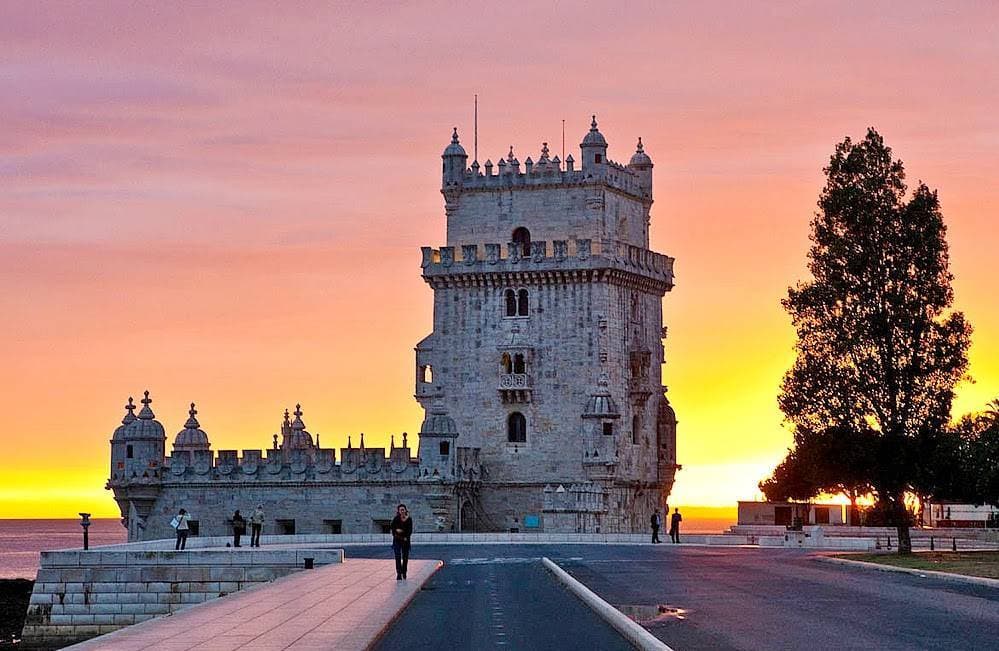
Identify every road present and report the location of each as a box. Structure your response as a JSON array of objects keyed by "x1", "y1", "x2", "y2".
[{"x1": 351, "y1": 544, "x2": 999, "y2": 650}]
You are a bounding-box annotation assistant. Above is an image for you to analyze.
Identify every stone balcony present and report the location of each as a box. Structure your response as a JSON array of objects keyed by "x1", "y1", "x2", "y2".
[{"x1": 499, "y1": 373, "x2": 533, "y2": 404}]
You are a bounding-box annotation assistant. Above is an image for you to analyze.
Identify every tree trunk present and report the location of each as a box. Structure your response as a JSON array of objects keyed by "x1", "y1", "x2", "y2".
[{"x1": 893, "y1": 495, "x2": 912, "y2": 555}]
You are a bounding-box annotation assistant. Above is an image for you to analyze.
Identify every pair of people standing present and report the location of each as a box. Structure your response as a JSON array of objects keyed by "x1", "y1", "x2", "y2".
[
  {"x1": 650, "y1": 508, "x2": 682, "y2": 544},
  {"x1": 231, "y1": 505, "x2": 265, "y2": 547},
  {"x1": 391, "y1": 504, "x2": 413, "y2": 580}
]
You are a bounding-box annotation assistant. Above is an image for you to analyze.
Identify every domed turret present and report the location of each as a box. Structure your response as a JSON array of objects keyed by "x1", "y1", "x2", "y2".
[
  {"x1": 122, "y1": 390, "x2": 166, "y2": 479},
  {"x1": 418, "y1": 398, "x2": 458, "y2": 479},
  {"x1": 110, "y1": 397, "x2": 137, "y2": 481},
  {"x1": 442, "y1": 127, "x2": 468, "y2": 187},
  {"x1": 629, "y1": 137, "x2": 652, "y2": 167},
  {"x1": 583, "y1": 373, "x2": 620, "y2": 419},
  {"x1": 173, "y1": 402, "x2": 211, "y2": 453},
  {"x1": 281, "y1": 404, "x2": 315, "y2": 450},
  {"x1": 112, "y1": 397, "x2": 137, "y2": 442},
  {"x1": 579, "y1": 115, "x2": 608, "y2": 173},
  {"x1": 628, "y1": 137, "x2": 653, "y2": 198}
]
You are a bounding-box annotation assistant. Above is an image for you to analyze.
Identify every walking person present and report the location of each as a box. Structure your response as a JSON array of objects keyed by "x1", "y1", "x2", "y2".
[
  {"x1": 171, "y1": 508, "x2": 191, "y2": 550},
  {"x1": 250, "y1": 504, "x2": 264, "y2": 548},
  {"x1": 391, "y1": 504, "x2": 413, "y2": 580},
  {"x1": 650, "y1": 510, "x2": 662, "y2": 544},
  {"x1": 669, "y1": 507, "x2": 682, "y2": 544},
  {"x1": 231, "y1": 510, "x2": 246, "y2": 548}
]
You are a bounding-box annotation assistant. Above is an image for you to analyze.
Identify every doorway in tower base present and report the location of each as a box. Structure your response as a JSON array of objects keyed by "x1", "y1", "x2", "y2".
[{"x1": 460, "y1": 500, "x2": 475, "y2": 532}]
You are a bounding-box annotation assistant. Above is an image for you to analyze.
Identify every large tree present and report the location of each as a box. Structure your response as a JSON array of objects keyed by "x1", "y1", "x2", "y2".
[{"x1": 775, "y1": 129, "x2": 971, "y2": 553}]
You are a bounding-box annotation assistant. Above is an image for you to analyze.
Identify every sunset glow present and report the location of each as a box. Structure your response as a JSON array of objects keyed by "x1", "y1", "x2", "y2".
[{"x1": 2, "y1": 2, "x2": 998, "y2": 517}]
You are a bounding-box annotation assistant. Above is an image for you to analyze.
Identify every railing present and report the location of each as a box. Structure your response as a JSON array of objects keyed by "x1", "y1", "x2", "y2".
[{"x1": 499, "y1": 373, "x2": 532, "y2": 390}]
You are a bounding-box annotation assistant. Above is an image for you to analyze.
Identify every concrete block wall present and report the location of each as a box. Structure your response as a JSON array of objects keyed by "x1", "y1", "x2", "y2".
[{"x1": 21, "y1": 548, "x2": 343, "y2": 649}]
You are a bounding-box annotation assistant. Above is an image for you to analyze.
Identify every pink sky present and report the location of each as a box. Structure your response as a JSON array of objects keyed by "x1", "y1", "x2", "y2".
[{"x1": 2, "y1": 1, "x2": 998, "y2": 516}]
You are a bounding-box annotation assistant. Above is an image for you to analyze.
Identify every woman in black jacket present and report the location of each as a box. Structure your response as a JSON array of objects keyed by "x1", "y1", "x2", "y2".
[{"x1": 391, "y1": 504, "x2": 413, "y2": 580}]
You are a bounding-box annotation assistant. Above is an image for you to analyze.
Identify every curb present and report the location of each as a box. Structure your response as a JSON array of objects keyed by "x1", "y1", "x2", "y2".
[
  {"x1": 366, "y1": 559, "x2": 444, "y2": 650},
  {"x1": 541, "y1": 557, "x2": 673, "y2": 651},
  {"x1": 815, "y1": 555, "x2": 999, "y2": 589}
]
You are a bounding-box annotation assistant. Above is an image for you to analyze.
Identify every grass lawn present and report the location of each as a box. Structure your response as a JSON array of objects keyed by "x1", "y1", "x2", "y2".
[{"x1": 837, "y1": 551, "x2": 999, "y2": 579}]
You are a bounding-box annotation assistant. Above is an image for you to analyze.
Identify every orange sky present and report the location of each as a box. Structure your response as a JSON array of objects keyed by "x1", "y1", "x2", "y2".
[{"x1": 2, "y1": 2, "x2": 998, "y2": 517}]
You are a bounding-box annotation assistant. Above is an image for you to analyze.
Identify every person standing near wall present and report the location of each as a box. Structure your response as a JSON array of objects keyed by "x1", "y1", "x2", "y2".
[
  {"x1": 391, "y1": 504, "x2": 413, "y2": 580},
  {"x1": 231, "y1": 510, "x2": 246, "y2": 548},
  {"x1": 171, "y1": 509, "x2": 191, "y2": 550},
  {"x1": 250, "y1": 504, "x2": 264, "y2": 547},
  {"x1": 650, "y1": 511, "x2": 662, "y2": 543},
  {"x1": 669, "y1": 508, "x2": 682, "y2": 544}
]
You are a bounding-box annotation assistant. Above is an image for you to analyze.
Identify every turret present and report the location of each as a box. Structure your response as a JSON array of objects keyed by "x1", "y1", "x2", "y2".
[
  {"x1": 417, "y1": 398, "x2": 458, "y2": 479},
  {"x1": 172, "y1": 402, "x2": 211, "y2": 453},
  {"x1": 628, "y1": 137, "x2": 653, "y2": 199},
  {"x1": 281, "y1": 404, "x2": 316, "y2": 450},
  {"x1": 579, "y1": 115, "x2": 608, "y2": 174},
  {"x1": 110, "y1": 397, "x2": 137, "y2": 481},
  {"x1": 122, "y1": 390, "x2": 166, "y2": 480},
  {"x1": 441, "y1": 127, "x2": 468, "y2": 187}
]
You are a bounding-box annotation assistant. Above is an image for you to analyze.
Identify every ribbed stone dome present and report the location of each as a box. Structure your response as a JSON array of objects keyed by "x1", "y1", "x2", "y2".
[
  {"x1": 420, "y1": 399, "x2": 457, "y2": 435},
  {"x1": 442, "y1": 128, "x2": 467, "y2": 157},
  {"x1": 173, "y1": 403, "x2": 210, "y2": 452},
  {"x1": 629, "y1": 138, "x2": 652, "y2": 166},
  {"x1": 582, "y1": 374, "x2": 620, "y2": 419},
  {"x1": 124, "y1": 391, "x2": 166, "y2": 440},
  {"x1": 580, "y1": 115, "x2": 607, "y2": 147}
]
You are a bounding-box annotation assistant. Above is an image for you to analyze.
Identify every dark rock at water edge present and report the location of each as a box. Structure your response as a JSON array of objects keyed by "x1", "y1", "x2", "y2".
[{"x1": 0, "y1": 579, "x2": 33, "y2": 648}]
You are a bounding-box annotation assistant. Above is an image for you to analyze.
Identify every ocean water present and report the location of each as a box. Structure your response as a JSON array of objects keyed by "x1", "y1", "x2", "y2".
[{"x1": 0, "y1": 519, "x2": 126, "y2": 579}]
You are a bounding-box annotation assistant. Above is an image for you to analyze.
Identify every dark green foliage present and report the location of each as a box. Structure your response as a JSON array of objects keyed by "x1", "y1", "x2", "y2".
[
  {"x1": 0, "y1": 579, "x2": 33, "y2": 647},
  {"x1": 767, "y1": 129, "x2": 973, "y2": 553}
]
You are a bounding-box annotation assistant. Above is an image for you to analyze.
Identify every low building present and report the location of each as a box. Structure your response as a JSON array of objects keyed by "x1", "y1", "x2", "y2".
[{"x1": 737, "y1": 501, "x2": 845, "y2": 527}]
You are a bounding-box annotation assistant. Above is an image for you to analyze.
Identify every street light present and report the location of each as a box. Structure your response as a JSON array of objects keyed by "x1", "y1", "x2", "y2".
[{"x1": 79, "y1": 512, "x2": 91, "y2": 551}]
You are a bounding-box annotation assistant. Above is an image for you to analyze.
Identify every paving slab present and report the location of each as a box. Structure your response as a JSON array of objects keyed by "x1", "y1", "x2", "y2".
[{"x1": 65, "y1": 559, "x2": 441, "y2": 651}]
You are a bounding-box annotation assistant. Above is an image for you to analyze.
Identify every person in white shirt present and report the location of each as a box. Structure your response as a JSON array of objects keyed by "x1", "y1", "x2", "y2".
[{"x1": 172, "y1": 508, "x2": 191, "y2": 550}]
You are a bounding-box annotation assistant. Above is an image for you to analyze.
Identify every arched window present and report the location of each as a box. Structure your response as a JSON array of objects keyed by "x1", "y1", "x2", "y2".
[
  {"x1": 505, "y1": 289, "x2": 517, "y2": 316},
  {"x1": 507, "y1": 412, "x2": 527, "y2": 443},
  {"x1": 632, "y1": 414, "x2": 641, "y2": 445},
  {"x1": 126, "y1": 445, "x2": 134, "y2": 459},
  {"x1": 513, "y1": 353, "x2": 526, "y2": 375},
  {"x1": 500, "y1": 353, "x2": 513, "y2": 374},
  {"x1": 420, "y1": 365, "x2": 433, "y2": 383},
  {"x1": 512, "y1": 227, "x2": 531, "y2": 257},
  {"x1": 517, "y1": 288, "x2": 529, "y2": 316}
]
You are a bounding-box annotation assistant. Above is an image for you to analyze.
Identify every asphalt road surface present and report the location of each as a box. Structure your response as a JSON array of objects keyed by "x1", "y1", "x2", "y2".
[{"x1": 352, "y1": 544, "x2": 999, "y2": 651}]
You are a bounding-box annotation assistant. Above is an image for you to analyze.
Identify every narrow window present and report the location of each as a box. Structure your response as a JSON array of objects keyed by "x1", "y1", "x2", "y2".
[
  {"x1": 602, "y1": 422, "x2": 614, "y2": 436},
  {"x1": 513, "y1": 353, "x2": 526, "y2": 375},
  {"x1": 501, "y1": 352, "x2": 513, "y2": 374},
  {"x1": 505, "y1": 289, "x2": 517, "y2": 316},
  {"x1": 632, "y1": 414, "x2": 641, "y2": 445},
  {"x1": 594, "y1": 154, "x2": 602, "y2": 163},
  {"x1": 512, "y1": 227, "x2": 531, "y2": 257},
  {"x1": 439, "y1": 441, "x2": 450, "y2": 456},
  {"x1": 517, "y1": 288, "x2": 529, "y2": 316},
  {"x1": 126, "y1": 445, "x2": 133, "y2": 459},
  {"x1": 420, "y1": 364, "x2": 433, "y2": 383},
  {"x1": 507, "y1": 412, "x2": 527, "y2": 443}
]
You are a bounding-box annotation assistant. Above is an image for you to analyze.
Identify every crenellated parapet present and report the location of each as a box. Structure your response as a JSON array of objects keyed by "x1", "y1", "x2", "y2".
[
  {"x1": 451, "y1": 157, "x2": 648, "y2": 201},
  {"x1": 421, "y1": 238, "x2": 674, "y2": 291}
]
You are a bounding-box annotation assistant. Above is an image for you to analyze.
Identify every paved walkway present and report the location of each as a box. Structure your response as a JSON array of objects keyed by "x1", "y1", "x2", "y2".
[{"x1": 67, "y1": 559, "x2": 441, "y2": 651}]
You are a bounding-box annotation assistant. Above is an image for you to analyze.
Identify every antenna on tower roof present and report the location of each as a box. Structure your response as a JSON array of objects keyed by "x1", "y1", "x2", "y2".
[
  {"x1": 562, "y1": 119, "x2": 565, "y2": 161},
  {"x1": 474, "y1": 94, "x2": 478, "y2": 164}
]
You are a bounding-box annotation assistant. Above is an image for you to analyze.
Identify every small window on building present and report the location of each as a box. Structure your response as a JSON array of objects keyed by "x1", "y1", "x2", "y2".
[
  {"x1": 508, "y1": 412, "x2": 527, "y2": 443},
  {"x1": 440, "y1": 441, "x2": 450, "y2": 456},
  {"x1": 632, "y1": 415, "x2": 641, "y2": 445},
  {"x1": 501, "y1": 352, "x2": 513, "y2": 374},
  {"x1": 513, "y1": 353, "x2": 526, "y2": 374},
  {"x1": 373, "y1": 519, "x2": 393, "y2": 534},
  {"x1": 512, "y1": 227, "x2": 531, "y2": 257},
  {"x1": 594, "y1": 154, "x2": 602, "y2": 163},
  {"x1": 603, "y1": 422, "x2": 614, "y2": 436},
  {"x1": 276, "y1": 519, "x2": 296, "y2": 535},
  {"x1": 187, "y1": 520, "x2": 200, "y2": 536},
  {"x1": 420, "y1": 364, "x2": 433, "y2": 383},
  {"x1": 505, "y1": 289, "x2": 517, "y2": 316},
  {"x1": 126, "y1": 445, "x2": 133, "y2": 459},
  {"x1": 517, "y1": 289, "x2": 529, "y2": 316},
  {"x1": 324, "y1": 519, "x2": 343, "y2": 534}
]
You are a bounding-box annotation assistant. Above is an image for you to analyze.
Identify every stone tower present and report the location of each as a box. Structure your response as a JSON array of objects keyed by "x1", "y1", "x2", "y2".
[{"x1": 417, "y1": 117, "x2": 678, "y2": 533}]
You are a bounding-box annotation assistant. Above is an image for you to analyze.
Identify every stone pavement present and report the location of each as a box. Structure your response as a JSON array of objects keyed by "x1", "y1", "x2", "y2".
[{"x1": 66, "y1": 559, "x2": 442, "y2": 651}]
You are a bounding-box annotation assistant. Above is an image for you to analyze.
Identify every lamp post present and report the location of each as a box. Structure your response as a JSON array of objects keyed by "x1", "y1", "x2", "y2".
[{"x1": 79, "y1": 512, "x2": 91, "y2": 551}]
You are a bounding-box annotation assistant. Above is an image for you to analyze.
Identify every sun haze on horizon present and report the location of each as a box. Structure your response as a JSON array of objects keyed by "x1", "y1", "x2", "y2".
[{"x1": 2, "y1": 2, "x2": 998, "y2": 518}]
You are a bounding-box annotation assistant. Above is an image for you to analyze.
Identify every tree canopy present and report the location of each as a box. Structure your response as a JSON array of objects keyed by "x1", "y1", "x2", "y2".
[{"x1": 766, "y1": 129, "x2": 973, "y2": 552}]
